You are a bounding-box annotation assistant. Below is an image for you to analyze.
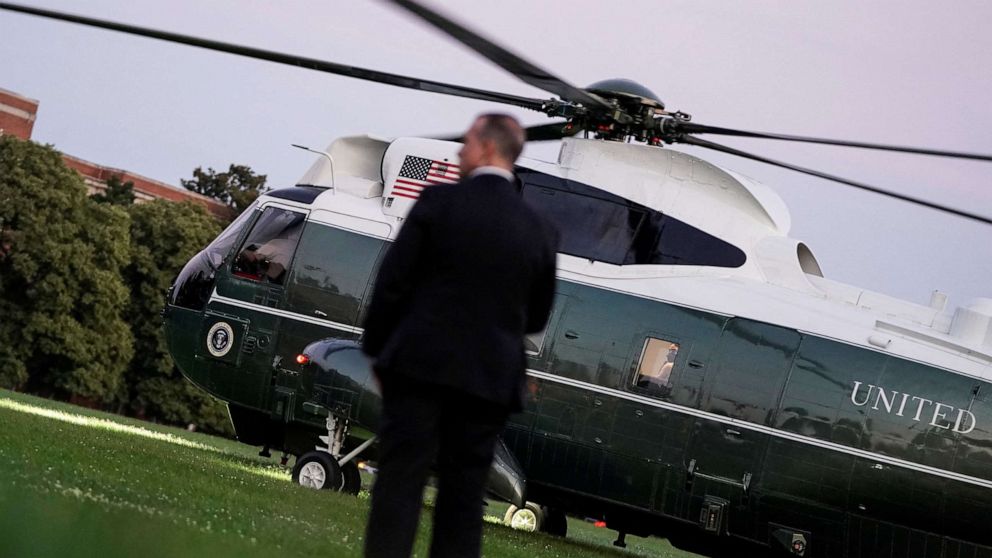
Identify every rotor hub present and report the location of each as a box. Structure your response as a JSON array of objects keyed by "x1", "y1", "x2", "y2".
[
  {"x1": 585, "y1": 78, "x2": 665, "y2": 109},
  {"x1": 542, "y1": 78, "x2": 677, "y2": 144}
]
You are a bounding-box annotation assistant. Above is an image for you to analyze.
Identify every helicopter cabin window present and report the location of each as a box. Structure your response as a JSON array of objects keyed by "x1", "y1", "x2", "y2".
[
  {"x1": 516, "y1": 169, "x2": 746, "y2": 268},
  {"x1": 633, "y1": 337, "x2": 680, "y2": 396},
  {"x1": 286, "y1": 223, "x2": 385, "y2": 326},
  {"x1": 231, "y1": 207, "x2": 306, "y2": 285}
]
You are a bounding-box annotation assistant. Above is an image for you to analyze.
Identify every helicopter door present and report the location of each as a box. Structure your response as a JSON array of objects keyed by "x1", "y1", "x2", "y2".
[
  {"x1": 528, "y1": 290, "x2": 626, "y2": 495},
  {"x1": 208, "y1": 204, "x2": 307, "y2": 411},
  {"x1": 684, "y1": 319, "x2": 799, "y2": 536},
  {"x1": 274, "y1": 216, "x2": 389, "y2": 422},
  {"x1": 607, "y1": 334, "x2": 694, "y2": 511}
]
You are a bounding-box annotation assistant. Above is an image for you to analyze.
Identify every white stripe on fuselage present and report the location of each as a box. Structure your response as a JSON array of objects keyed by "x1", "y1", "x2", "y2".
[{"x1": 208, "y1": 290, "x2": 362, "y2": 335}]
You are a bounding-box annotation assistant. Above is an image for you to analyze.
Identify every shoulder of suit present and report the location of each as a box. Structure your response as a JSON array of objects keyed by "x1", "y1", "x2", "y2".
[
  {"x1": 468, "y1": 172, "x2": 515, "y2": 186},
  {"x1": 418, "y1": 183, "x2": 455, "y2": 200}
]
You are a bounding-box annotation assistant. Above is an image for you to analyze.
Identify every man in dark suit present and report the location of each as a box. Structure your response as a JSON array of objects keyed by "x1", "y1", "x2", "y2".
[{"x1": 362, "y1": 114, "x2": 558, "y2": 558}]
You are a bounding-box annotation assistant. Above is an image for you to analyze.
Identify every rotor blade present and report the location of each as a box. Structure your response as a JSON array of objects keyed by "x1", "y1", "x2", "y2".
[
  {"x1": 524, "y1": 121, "x2": 580, "y2": 142},
  {"x1": 386, "y1": 0, "x2": 613, "y2": 111},
  {"x1": 0, "y1": 2, "x2": 546, "y2": 111},
  {"x1": 678, "y1": 122, "x2": 992, "y2": 162},
  {"x1": 434, "y1": 121, "x2": 576, "y2": 143},
  {"x1": 679, "y1": 136, "x2": 992, "y2": 226}
]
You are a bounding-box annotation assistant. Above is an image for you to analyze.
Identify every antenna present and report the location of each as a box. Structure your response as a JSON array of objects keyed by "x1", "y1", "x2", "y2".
[{"x1": 291, "y1": 143, "x2": 336, "y2": 193}]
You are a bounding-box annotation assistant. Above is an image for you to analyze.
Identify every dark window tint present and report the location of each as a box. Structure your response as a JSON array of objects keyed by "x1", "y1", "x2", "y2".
[
  {"x1": 170, "y1": 251, "x2": 215, "y2": 310},
  {"x1": 286, "y1": 224, "x2": 385, "y2": 325},
  {"x1": 517, "y1": 169, "x2": 745, "y2": 268},
  {"x1": 231, "y1": 207, "x2": 305, "y2": 285}
]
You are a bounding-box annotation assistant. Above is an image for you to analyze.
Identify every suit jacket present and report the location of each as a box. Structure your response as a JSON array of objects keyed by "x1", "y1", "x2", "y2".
[{"x1": 362, "y1": 173, "x2": 558, "y2": 411}]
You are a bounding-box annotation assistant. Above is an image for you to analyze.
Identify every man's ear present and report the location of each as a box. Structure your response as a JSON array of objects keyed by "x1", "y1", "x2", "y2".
[{"x1": 482, "y1": 139, "x2": 499, "y2": 162}]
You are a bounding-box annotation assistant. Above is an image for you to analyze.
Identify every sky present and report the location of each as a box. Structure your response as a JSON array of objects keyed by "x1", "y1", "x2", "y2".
[{"x1": 2, "y1": 0, "x2": 990, "y2": 311}]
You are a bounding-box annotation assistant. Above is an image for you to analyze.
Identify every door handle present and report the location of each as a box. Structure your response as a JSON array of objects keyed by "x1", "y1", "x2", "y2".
[
  {"x1": 314, "y1": 310, "x2": 328, "y2": 318},
  {"x1": 685, "y1": 458, "x2": 697, "y2": 490},
  {"x1": 564, "y1": 330, "x2": 579, "y2": 340}
]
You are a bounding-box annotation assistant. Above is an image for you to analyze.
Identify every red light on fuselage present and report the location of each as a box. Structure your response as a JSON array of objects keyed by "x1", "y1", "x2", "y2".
[{"x1": 296, "y1": 354, "x2": 310, "y2": 365}]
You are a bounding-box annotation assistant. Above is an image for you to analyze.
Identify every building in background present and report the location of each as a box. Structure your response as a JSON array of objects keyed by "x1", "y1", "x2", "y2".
[
  {"x1": 0, "y1": 87, "x2": 37, "y2": 140},
  {"x1": 1, "y1": 86, "x2": 230, "y2": 218}
]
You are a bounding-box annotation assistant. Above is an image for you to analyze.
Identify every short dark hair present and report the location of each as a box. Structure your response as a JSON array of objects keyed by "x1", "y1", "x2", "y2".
[{"x1": 476, "y1": 113, "x2": 525, "y2": 162}]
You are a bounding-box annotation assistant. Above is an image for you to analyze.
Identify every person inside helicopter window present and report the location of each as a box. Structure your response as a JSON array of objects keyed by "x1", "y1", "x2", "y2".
[
  {"x1": 232, "y1": 209, "x2": 304, "y2": 284},
  {"x1": 635, "y1": 339, "x2": 679, "y2": 392},
  {"x1": 236, "y1": 237, "x2": 297, "y2": 283}
]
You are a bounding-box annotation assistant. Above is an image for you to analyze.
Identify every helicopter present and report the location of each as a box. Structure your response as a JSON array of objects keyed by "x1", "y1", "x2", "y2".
[{"x1": 3, "y1": 1, "x2": 992, "y2": 557}]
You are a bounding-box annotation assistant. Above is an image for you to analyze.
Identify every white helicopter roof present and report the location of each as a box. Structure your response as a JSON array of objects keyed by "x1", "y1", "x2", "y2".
[{"x1": 284, "y1": 134, "x2": 992, "y2": 380}]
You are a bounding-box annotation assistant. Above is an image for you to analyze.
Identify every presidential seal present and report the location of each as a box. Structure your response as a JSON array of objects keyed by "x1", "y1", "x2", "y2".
[{"x1": 206, "y1": 322, "x2": 235, "y2": 357}]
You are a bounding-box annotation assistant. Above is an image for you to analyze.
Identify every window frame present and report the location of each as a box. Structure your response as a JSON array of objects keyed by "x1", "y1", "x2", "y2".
[
  {"x1": 229, "y1": 203, "x2": 309, "y2": 286},
  {"x1": 283, "y1": 220, "x2": 388, "y2": 325},
  {"x1": 517, "y1": 168, "x2": 746, "y2": 268},
  {"x1": 630, "y1": 334, "x2": 684, "y2": 397}
]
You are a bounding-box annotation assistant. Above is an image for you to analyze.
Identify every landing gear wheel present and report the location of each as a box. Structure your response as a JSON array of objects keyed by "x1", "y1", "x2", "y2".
[
  {"x1": 541, "y1": 506, "x2": 568, "y2": 537},
  {"x1": 340, "y1": 461, "x2": 362, "y2": 495},
  {"x1": 504, "y1": 502, "x2": 544, "y2": 532},
  {"x1": 291, "y1": 451, "x2": 342, "y2": 490}
]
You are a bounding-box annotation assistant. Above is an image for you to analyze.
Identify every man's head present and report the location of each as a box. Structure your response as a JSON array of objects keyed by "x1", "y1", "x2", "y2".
[{"x1": 458, "y1": 113, "x2": 526, "y2": 178}]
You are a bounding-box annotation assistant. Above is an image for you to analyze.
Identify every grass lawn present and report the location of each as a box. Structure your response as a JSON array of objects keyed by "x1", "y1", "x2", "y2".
[{"x1": 0, "y1": 389, "x2": 701, "y2": 558}]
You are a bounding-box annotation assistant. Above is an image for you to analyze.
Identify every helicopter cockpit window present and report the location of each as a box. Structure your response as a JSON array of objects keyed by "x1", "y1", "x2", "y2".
[
  {"x1": 232, "y1": 207, "x2": 305, "y2": 285},
  {"x1": 633, "y1": 337, "x2": 680, "y2": 395},
  {"x1": 517, "y1": 169, "x2": 745, "y2": 268},
  {"x1": 203, "y1": 200, "x2": 259, "y2": 269}
]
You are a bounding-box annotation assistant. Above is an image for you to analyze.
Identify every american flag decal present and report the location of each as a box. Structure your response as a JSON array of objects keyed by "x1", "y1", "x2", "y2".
[{"x1": 392, "y1": 155, "x2": 460, "y2": 200}]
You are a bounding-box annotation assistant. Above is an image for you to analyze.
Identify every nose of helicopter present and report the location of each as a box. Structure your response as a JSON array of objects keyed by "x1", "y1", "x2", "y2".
[{"x1": 162, "y1": 248, "x2": 221, "y2": 391}]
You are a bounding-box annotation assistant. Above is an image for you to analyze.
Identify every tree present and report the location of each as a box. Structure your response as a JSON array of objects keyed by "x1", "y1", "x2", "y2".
[
  {"x1": 91, "y1": 174, "x2": 135, "y2": 206},
  {"x1": 122, "y1": 199, "x2": 232, "y2": 435},
  {"x1": 181, "y1": 164, "x2": 266, "y2": 216},
  {"x1": 0, "y1": 136, "x2": 133, "y2": 401}
]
